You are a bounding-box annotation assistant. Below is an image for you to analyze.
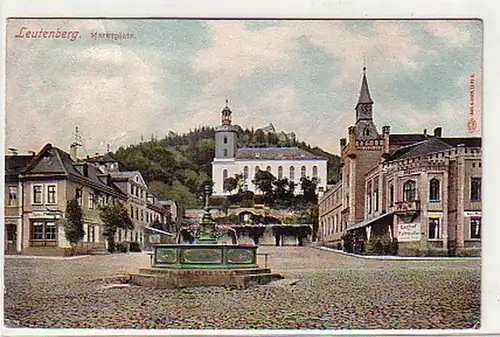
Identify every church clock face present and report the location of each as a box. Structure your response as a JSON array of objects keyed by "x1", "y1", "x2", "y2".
[{"x1": 223, "y1": 125, "x2": 228, "y2": 130}]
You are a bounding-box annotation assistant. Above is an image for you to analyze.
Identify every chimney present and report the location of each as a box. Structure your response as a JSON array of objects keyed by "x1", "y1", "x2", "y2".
[
  {"x1": 28, "y1": 150, "x2": 36, "y2": 156},
  {"x1": 70, "y1": 144, "x2": 78, "y2": 161},
  {"x1": 433, "y1": 127, "x2": 442, "y2": 138},
  {"x1": 382, "y1": 125, "x2": 390, "y2": 158}
]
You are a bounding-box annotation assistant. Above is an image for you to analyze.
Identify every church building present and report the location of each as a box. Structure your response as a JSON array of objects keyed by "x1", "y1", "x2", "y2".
[{"x1": 211, "y1": 102, "x2": 328, "y2": 196}]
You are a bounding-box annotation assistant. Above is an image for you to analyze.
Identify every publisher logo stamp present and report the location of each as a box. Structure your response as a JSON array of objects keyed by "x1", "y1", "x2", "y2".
[{"x1": 467, "y1": 74, "x2": 476, "y2": 134}]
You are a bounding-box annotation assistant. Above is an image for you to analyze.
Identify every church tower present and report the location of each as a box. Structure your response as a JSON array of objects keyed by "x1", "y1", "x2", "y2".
[
  {"x1": 355, "y1": 67, "x2": 379, "y2": 140},
  {"x1": 214, "y1": 100, "x2": 238, "y2": 159}
]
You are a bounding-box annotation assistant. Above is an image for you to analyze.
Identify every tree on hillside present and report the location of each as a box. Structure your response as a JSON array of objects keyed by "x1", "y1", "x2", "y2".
[
  {"x1": 99, "y1": 202, "x2": 134, "y2": 253},
  {"x1": 223, "y1": 176, "x2": 239, "y2": 194},
  {"x1": 300, "y1": 177, "x2": 319, "y2": 204},
  {"x1": 252, "y1": 170, "x2": 276, "y2": 204},
  {"x1": 253, "y1": 129, "x2": 266, "y2": 144},
  {"x1": 62, "y1": 199, "x2": 85, "y2": 254},
  {"x1": 273, "y1": 178, "x2": 296, "y2": 207}
]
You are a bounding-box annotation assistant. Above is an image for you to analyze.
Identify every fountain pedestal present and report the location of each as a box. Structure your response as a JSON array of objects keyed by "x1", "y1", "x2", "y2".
[{"x1": 129, "y1": 208, "x2": 283, "y2": 289}]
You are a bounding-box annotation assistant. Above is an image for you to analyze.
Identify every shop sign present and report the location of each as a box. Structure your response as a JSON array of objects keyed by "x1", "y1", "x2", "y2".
[{"x1": 397, "y1": 223, "x2": 421, "y2": 242}]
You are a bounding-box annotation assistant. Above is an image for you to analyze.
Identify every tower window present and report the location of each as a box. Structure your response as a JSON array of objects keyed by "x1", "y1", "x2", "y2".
[
  {"x1": 289, "y1": 166, "x2": 295, "y2": 181},
  {"x1": 363, "y1": 127, "x2": 370, "y2": 137},
  {"x1": 301, "y1": 166, "x2": 306, "y2": 178},
  {"x1": 243, "y1": 166, "x2": 249, "y2": 180},
  {"x1": 223, "y1": 149, "x2": 228, "y2": 157},
  {"x1": 266, "y1": 166, "x2": 271, "y2": 172},
  {"x1": 278, "y1": 166, "x2": 283, "y2": 179},
  {"x1": 223, "y1": 136, "x2": 228, "y2": 144},
  {"x1": 223, "y1": 169, "x2": 228, "y2": 183},
  {"x1": 429, "y1": 178, "x2": 440, "y2": 201}
]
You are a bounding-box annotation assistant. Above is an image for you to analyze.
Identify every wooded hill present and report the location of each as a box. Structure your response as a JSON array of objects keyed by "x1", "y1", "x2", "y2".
[{"x1": 110, "y1": 126, "x2": 341, "y2": 208}]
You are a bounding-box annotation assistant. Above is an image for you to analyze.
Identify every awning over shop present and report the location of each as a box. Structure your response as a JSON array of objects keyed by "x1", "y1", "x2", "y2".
[
  {"x1": 145, "y1": 226, "x2": 174, "y2": 236},
  {"x1": 347, "y1": 212, "x2": 393, "y2": 231}
]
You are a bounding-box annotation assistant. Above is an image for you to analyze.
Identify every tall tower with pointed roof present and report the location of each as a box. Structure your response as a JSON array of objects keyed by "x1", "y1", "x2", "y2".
[{"x1": 355, "y1": 67, "x2": 379, "y2": 140}]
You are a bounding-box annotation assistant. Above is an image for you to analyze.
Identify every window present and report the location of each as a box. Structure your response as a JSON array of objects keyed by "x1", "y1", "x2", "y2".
[
  {"x1": 47, "y1": 185, "x2": 56, "y2": 204},
  {"x1": 470, "y1": 218, "x2": 481, "y2": 239},
  {"x1": 141, "y1": 210, "x2": 144, "y2": 222},
  {"x1": 89, "y1": 193, "x2": 96, "y2": 209},
  {"x1": 136, "y1": 207, "x2": 139, "y2": 220},
  {"x1": 312, "y1": 166, "x2": 318, "y2": 178},
  {"x1": 470, "y1": 177, "x2": 481, "y2": 201},
  {"x1": 30, "y1": 221, "x2": 57, "y2": 241},
  {"x1": 146, "y1": 212, "x2": 150, "y2": 223},
  {"x1": 118, "y1": 229, "x2": 122, "y2": 242},
  {"x1": 223, "y1": 169, "x2": 228, "y2": 182},
  {"x1": 301, "y1": 166, "x2": 306, "y2": 178},
  {"x1": 131, "y1": 185, "x2": 135, "y2": 196},
  {"x1": 135, "y1": 232, "x2": 139, "y2": 242},
  {"x1": 75, "y1": 188, "x2": 83, "y2": 206},
  {"x1": 278, "y1": 166, "x2": 283, "y2": 179},
  {"x1": 223, "y1": 149, "x2": 228, "y2": 157},
  {"x1": 374, "y1": 189, "x2": 379, "y2": 212},
  {"x1": 363, "y1": 127, "x2": 370, "y2": 137},
  {"x1": 223, "y1": 136, "x2": 228, "y2": 144},
  {"x1": 367, "y1": 191, "x2": 372, "y2": 214},
  {"x1": 389, "y1": 184, "x2": 394, "y2": 206},
  {"x1": 130, "y1": 206, "x2": 134, "y2": 219},
  {"x1": 428, "y1": 218, "x2": 440, "y2": 239},
  {"x1": 403, "y1": 180, "x2": 416, "y2": 202},
  {"x1": 266, "y1": 166, "x2": 271, "y2": 172},
  {"x1": 33, "y1": 185, "x2": 43, "y2": 204},
  {"x1": 429, "y1": 178, "x2": 440, "y2": 201},
  {"x1": 243, "y1": 166, "x2": 249, "y2": 180},
  {"x1": 8, "y1": 186, "x2": 17, "y2": 206},
  {"x1": 255, "y1": 166, "x2": 260, "y2": 173},
  {"x1": 140, "y1": 189, "x2": 144, "y2": 199},
  {"x1": 289, "y1": 166, "x2": 295, "y2": 181}
]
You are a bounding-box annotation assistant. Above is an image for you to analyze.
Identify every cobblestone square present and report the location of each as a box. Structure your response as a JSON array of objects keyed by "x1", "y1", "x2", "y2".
[{"x1": 4, "y1": 247, "x2": 480, "y2": 330}]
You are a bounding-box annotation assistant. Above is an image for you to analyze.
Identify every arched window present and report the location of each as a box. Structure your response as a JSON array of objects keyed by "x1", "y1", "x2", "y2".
[
  {"x1": 389, "y1": 184, "x2": 394, "y2": 206},
  {"x1": 266, "y1": 166, "x2": 272, "y2": 172},
  {"x1": 312, "y1": 166, "x2": 318, "y2": 178},
  {"x1": 289, "y1": 166, "x2": 295, "y2": 181},
  {"x1": 301, "y1": 166, "x2": 306, "y2": 178},
  {"x1": 363, "y1": 127, "x2": 370, "y2": 137},
  {"x1": 223, "y1": 169, "x2": 228, "y2": 183},
  {"x1": 243, "y1": 166, "x2": 249, "y2": 180},
  {"x1": 403, "y1": 180, "x2": 417, "y2": 201},
  {"x1": 223, "y1": 149, "x2": 228, "y2": 157},
  {"x1": 223, "y1": 136, "x2": 228, "y2": 144},
  {"x1": 429, "y1": 178, "x2": 440, "y2": 201},
  {"x1": 278, "y1": 166, "x2": 283, "y2": 179},
  {"x1": 255, "y1": 166, "x2": 260, "y2": 174}
]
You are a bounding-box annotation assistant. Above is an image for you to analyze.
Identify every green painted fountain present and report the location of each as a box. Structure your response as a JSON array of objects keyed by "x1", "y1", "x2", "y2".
[{"x1": 129, "y1": 186, "x2": 283, "y2": 289}]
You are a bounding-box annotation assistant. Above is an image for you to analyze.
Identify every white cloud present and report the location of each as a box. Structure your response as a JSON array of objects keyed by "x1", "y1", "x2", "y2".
[
  {"x1": 426, "y1": 21, "x2": 471, "y2": 46},
  {"x1": 5, "y1": 19, "x2": 170, "y2": 154}
]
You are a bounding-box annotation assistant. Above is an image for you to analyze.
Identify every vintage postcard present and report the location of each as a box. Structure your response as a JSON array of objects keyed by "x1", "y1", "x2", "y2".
[{"x1": 2, "y1": 6, "x2": 493, "y2": 335}]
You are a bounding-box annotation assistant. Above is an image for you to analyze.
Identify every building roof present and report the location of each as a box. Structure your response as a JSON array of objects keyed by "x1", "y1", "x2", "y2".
[
  {"x1": 235, "y1": 147, "x2": 327, "y2": 161},
  {"x1": 21, "y1": 144, "x2": 126, "y2": 197},
  {"x1": 389, "y1": 133, "x2": 429, "y2": 146},
  {"x1": 385, "y1": 136, "x2": 482, "y2": 162},
  {"x1": 85, "y1": 154, "x2": 118, "y2": 163},
  {"x1": 357, "y1": 67, "x2": 373, "y2": 105},
  {"x1": 5, "y1": 155, "x2": 35, "y2": 179}
]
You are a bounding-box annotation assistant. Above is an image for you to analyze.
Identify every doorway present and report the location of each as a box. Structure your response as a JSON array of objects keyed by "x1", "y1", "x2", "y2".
[{"x1": 5, "y1": 224, "x2": 17, "y2": 253}]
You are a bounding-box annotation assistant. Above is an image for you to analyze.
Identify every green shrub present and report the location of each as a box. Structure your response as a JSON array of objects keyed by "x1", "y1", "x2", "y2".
[
  {"x1": 373, "y1": 240, "x2": 383, "y2": 255},
  {"x1": 116, "y1": 242, "x2": 129, "y2": 253},
  {"x1": 129, "y1": 241, "x2": 142, "y2": 252}
]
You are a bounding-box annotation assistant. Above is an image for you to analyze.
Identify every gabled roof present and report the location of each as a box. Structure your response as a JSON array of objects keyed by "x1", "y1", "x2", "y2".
[
  {"x1": 386, "y1": 137, "x2": 454, "y2": 162},
  {"x1": 21, "y1": 143, "x2": 126, "y2": 197},
  {"x1": 5, "y1": 155, "x2": 35, "y2": 179},
  {"x1": 389, "y1": 133, "x2": 429, "y2": 146},
  {"x1": 235, "y1": 147, "x2": 327, "y2": 161}
]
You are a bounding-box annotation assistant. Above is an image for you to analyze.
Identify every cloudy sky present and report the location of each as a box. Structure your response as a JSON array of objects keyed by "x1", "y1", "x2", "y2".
[{"x1": 5, "y1": 19, "x2": 482, "y2": 155}]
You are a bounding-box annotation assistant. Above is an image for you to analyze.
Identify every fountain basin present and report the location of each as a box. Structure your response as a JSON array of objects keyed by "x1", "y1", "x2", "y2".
[{"x1": 152, "y1": 244, "x2": 258, "y2": 269}]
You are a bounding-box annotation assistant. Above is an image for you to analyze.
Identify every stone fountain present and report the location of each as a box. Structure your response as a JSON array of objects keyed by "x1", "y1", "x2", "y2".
[{"x1": 129, "y1": 186, "x2": 283, "y2": 289}]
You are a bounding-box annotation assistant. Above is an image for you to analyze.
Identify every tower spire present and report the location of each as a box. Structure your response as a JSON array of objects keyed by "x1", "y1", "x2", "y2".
[{"x1": 357, "y1": 66, "x2": 373, "y2": 105}]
